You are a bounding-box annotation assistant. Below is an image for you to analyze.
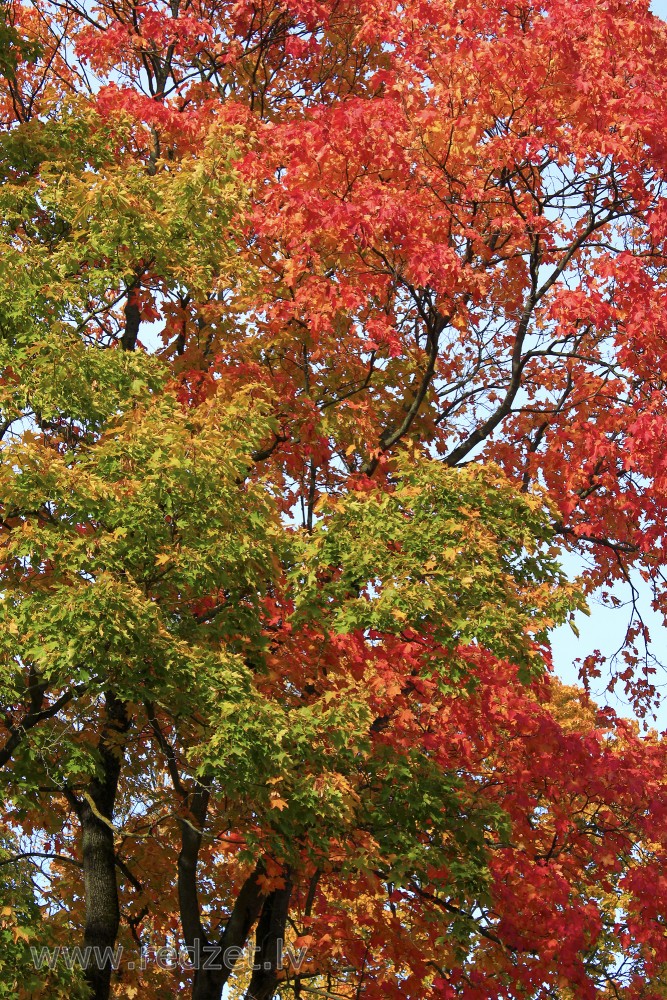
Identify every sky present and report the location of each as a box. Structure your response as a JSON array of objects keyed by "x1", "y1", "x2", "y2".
[{"x1": 549, "y1": 0, "x2": 667, "y2": 728}]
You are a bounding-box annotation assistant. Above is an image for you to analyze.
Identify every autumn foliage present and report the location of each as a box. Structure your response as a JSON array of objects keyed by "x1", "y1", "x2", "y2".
[{"x1": 2, "y1": 0, "x2": 667, "y2": 998}]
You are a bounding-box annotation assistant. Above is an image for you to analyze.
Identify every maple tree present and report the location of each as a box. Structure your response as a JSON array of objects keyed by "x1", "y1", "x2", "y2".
[{"x1": 3, "y1": 0, "x2": 667, "y2": 999}]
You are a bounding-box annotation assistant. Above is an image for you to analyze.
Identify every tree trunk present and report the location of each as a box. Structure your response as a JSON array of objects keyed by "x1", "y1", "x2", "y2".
[
  {"x1": 78, "y1": 692, "x2": 130, "y2": 1000},
  {"x1": 187, "y1": 861, "x2": 267, "y2": 1000},
  {"x1": 244, "y1": 874, "x2": 293, "y2": 1000},
  {"x1": 80, "y1": 806, "x2": 122, "y2": 999},
  {"x1": 177, "y1": 781, "x2": 215, "y2": 1000},
  {"x1": 173, "y1": 763, "x2": 281, "y2": 1000}
]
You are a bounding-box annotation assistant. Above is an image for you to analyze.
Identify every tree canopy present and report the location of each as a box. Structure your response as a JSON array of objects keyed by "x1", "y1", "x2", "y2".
[{"x1": 2, "y1": 1, "x2": 667, "y2": 999}]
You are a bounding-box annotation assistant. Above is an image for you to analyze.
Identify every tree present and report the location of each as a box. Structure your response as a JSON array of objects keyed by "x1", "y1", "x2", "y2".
[{"x1": 2, "y1": 1, "x2": 667, "y2": 999}]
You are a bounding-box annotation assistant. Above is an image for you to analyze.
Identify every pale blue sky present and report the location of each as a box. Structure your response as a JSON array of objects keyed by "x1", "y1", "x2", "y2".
[{"x1": 550, "y1": 0, "x2": 667, "y2": 726}]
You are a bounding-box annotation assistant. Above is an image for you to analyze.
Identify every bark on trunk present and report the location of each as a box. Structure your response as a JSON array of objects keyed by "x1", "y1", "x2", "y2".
[
  {"x1": 178, "y1": 781, "x2": 214, "y2": 1000},
  {"x1": 174, "y1": 754, "x2": 297, "y2": 1000},
  {"x1": 121, "y1": 286, "x2": 141, "y2": 351},
  {"x1": 188, "y1": 860, "x2": 266, "y2": 1000},
  {"x1": 78, "y1": 692, "x2": 130, "y2": 1000},
  {"x1": 178, "y1": 781, "x2": 267, "y2": 1000},
  {"x1": 244, "y1": 874, "x2": 293, "y2": 1000},
  {"x1": 80, "y1": 808, "x2": 121, "y2": 999}
]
